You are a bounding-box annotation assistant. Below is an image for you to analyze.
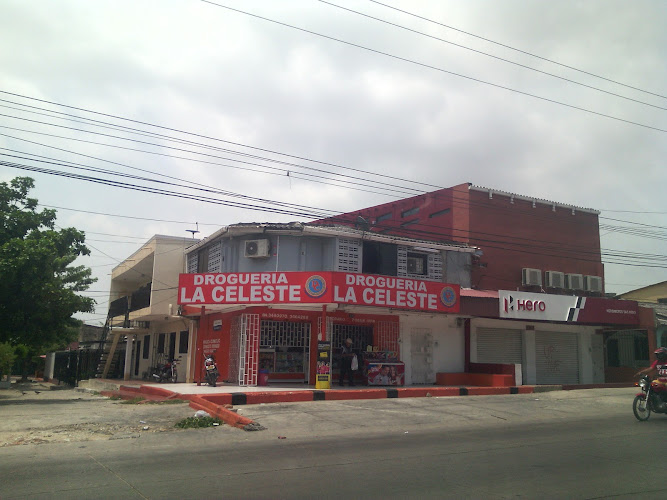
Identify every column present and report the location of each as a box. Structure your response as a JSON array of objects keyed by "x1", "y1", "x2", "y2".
[{"x1": 124, "y1": 335, "x2": 135, "y2": 381}]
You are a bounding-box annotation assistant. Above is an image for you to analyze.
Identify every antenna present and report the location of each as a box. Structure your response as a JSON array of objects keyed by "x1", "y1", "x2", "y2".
[{"x1": 186, "y1": 222, "x2": 200, "y2": 238}]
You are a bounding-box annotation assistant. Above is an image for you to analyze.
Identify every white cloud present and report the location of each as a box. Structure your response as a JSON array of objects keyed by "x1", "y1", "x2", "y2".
[{"x1": 1, "y1": 0, "x2": 665, "y2": 324}]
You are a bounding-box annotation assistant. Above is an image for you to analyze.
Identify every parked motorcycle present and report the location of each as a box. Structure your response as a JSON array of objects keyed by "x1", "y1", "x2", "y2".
[
  {"x1": 151, "y1": 358, "x2": 178, "y2": 383},
  {"x1": 632, "y1": 375, "x2": 667, "y2": 421},
  {"x1": 204, "y1": 353, "x2": 219, "y2": 387}
]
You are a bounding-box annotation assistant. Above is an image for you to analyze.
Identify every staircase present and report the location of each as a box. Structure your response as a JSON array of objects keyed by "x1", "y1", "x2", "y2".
[{"x1": 94, "y1": 312, "x2": 125, "y2": 379}]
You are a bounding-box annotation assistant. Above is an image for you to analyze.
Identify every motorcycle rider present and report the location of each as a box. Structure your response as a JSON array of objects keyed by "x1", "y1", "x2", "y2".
[
  {"x1": 635, "y1": 347, "x2": 667, "y2": 379},
  {"x1": 635, "y1": 347, "x2": 667, "y2": 403}
]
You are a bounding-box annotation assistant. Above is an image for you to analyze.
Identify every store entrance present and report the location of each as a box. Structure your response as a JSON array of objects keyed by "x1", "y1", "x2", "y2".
[
  {"x1": 259, "y1": 320, "x2": 311, "y2": 383},
  {"x1": 331, "y1": 324, "x2": 373, "y2": 376}
]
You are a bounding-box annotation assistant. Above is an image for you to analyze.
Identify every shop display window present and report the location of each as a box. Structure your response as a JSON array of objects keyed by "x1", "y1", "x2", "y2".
[{"x1": 260, "y1": 320, "x2": 310, "y2": 375}]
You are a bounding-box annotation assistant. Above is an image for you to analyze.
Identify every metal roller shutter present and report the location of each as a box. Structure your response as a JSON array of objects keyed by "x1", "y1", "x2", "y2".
[
  {"x1": 476, "y1": 328, "x2": 523, "y2": 364},
  {"x1": 535, "y1": 331, "x2": 579, "y2": 384}
]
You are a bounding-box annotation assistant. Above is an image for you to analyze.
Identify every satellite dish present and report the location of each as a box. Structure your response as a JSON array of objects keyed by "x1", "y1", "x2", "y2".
[{"x1": 186, "y1": 222, "x2": 200, "y2": 238}]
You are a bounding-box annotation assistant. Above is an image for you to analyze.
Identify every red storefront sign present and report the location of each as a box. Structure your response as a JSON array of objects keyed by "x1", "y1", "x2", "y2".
[{"x1": 178, "y1": 271, "x2": 460, "y2": 313}]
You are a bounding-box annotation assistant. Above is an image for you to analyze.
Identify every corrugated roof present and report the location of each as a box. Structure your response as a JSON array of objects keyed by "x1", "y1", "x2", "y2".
[{"x1": 469, "y1": 184, "x2": 599, "y2": 214}]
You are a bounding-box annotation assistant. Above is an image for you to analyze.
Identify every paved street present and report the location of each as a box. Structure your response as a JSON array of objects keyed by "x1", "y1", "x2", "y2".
[{"x1": 1, "y1": 388, "x2": 666, "y2": 499}]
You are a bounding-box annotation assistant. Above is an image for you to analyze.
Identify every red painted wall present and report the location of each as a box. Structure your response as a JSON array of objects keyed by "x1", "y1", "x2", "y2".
[
  {"x1": 317, "y1": 183, "x2": 604, "y2": 292},
  {"x1": 466, "y1": 188, "x2": 603, "y2": 291}
]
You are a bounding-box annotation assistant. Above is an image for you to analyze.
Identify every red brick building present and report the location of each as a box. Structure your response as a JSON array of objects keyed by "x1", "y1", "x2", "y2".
[{"x1": 317, "y1": 183, "x2": 604, "y2": 294}]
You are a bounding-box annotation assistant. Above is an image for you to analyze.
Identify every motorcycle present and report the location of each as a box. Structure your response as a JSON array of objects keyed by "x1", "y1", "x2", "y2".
[
  {"x1": 151, "y1": 358, "x2": 178, "y2": 383},
  {"x1": 204, "y1": 353, "x2": 219, "y2": 387},
  {"x1": 632, "y1": 375, "x2": 667, "y2": 421}
]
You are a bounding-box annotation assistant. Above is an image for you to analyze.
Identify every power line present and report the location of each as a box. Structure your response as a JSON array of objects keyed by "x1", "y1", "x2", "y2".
[
  {"x1": 0, "y1": 149, "x2": 340, "y2": 217},
  {"x1": 0, "y1": 117, "x2": 423, "y2": 198},
  {"x1": 1, "y1": 158, "x2": 334, "y2": 219},
  {"x1": 0, "y1": 90, "x2": 441, "y2": 190},
  {"x1": 366, "y1": 0, "x2": 667, "y2": 100},
  {"x1": 19, "y1": 161, "x2": 666, "y2": 267},
  {"x1": 10, "y1": 150, "x2": 663, "y2": 263},
  {"x1": 198, "y1": 0, "x2": 666, "y2": 133},
  {"x1": 2, "y1": 98, "x2": 661, "y2": 229},
  {"x1": 2, "y1": 101, "x2": 663, "y2": 269},
  {"x1": 320, "y1": 0, "x2": 666, "y2": 111}
]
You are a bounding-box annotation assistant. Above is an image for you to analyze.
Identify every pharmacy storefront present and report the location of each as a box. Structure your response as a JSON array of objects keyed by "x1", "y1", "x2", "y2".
[{"x1": 178, "y1": 271, "x2": 460, "y2": 386}]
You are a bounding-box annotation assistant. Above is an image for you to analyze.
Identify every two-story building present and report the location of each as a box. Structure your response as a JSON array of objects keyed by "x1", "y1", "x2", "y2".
[
  {"x1": 317, "y1": 183, "x2": 654, "y2": 384},
  {"x1": 178, "y1": 222, "x2": 476, "y2": 386},
  {"x1": 103, "y1": 235, "x2": 198, "y2": 381},
  {"x1": 318, "y1": 183, "x2": 605, "y2": 295}
]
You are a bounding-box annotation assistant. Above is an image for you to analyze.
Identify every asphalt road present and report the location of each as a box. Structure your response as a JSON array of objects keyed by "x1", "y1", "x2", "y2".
[{"x1": 1, "y1": 388, "x2": 666, "y2": 499}]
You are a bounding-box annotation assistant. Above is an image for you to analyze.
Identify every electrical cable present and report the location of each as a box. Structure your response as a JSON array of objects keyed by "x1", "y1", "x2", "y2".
[
  {"x1": 198, "y1": 0, "x2": 666, "y2": 133},
  {"x1": 0, "y1": 90, "x2": 442, "y2": 190},
  {"x1": 320, "y1": 0, "x2": 666, "y2": 111},
  {"x1": 366, "y1": 0, "x2": 667, "y2": 100}
]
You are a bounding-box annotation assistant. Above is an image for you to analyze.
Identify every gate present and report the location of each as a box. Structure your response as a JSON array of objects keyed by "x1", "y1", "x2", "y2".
[{"x1": 229, "y1": 314, "x2": 260, "y2": 386}]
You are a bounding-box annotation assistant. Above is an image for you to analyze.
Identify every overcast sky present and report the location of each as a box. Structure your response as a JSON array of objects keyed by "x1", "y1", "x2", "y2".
[{"x1": 1, "y1": 0, "x2": 665, "y2": 326}]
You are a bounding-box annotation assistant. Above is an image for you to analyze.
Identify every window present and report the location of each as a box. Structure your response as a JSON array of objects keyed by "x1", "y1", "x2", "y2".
[
  {"x1": 362, "y1": 241, "x2": 397, "y2": 276},
  {"x1": 407, "y1": 253, "x2": 427, "y2": 275},
  {"x1": 197, "y1": 247, "x2": 209, "y2": 273},
  {"x1": 157, "y1": 333, "x2": 165, "y2": 354},
  {"x1": 142, "y1": 335, "x2": 150, "y2": 359},
  {"x1": 401, "y1": 207, "x2": 419, "y2": 217},
  {"x1": 400, "y1": 218, "x2": 419, "y2": 227},
  {"x1": 179, "y1": 330, "x2": 189, "y2": 353},
  {"x1": 169, "y1": 332, "x2": 177, "y2": 360},
  {"x1": 429, "y1": 208, "x2": 451, "y2": 218},
  {"x1": 376, "y1": 212, "x2": 392, "y2": 223},
  {"x1": 634, "y1": 335, "x2": 649, "y2": 361}
]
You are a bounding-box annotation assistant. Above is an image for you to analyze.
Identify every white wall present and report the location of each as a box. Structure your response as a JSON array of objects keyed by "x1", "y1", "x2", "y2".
[
  {"x1": 151, "y1": 238, "x2": 192, "y2": 317},
  {"x1": 129, "y1": 318, "x2": 192, "y2": 381},
  {"x1": 399, "y1": 314, "x2": 464, "y2": 385}
]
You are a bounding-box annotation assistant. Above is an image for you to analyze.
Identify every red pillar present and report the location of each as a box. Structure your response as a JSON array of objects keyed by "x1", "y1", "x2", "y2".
[
  {"x1": 196, "y1": 306, "x2": 206, "y2": 386},
  {"x1": 464, "y1": 318, "x2": 471, "y2": 373}
]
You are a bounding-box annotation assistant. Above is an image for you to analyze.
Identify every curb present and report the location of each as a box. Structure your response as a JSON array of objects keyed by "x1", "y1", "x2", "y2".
[
  {"x1": 188, "y1": 395, "x2": 256, "y2": 430},
  {"x1": 98, "y1": 385, "x2": 261, "y2": 431},
  {"x1": 183, "y1": 386, "x2": 538, "y2": 405}
]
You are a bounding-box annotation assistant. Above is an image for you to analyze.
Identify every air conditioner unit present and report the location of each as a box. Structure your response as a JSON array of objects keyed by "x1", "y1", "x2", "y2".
[
  {"x1": 584, "y1": 275, "x2": 603, "y2": 293},
  {"x1": 565, "y1": 273, "x2": 584, "y2": 290},
  {"x1": 244, "y1": 239, "x2": 270, "y2": 258},
  {"x1": 545, "y1": 271, "x2": 565, "y2": 288},
  {"x1": 522, "y1": 268, "x2": 542, "y2": 286}
]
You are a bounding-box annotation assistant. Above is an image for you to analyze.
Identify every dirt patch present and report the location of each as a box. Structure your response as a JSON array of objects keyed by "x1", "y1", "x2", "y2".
[{"x1": 0, "y1": 381, "x2": 202, "y2": 447}]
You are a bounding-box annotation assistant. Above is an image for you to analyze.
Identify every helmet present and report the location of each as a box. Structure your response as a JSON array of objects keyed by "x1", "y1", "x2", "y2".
[{"x1": 655, "y1": 347, "x2": 667, "y2": 362}]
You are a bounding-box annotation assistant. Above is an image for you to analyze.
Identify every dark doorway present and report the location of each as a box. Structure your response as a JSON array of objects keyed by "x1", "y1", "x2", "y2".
[
  {"x1": 134, "y1": 341, "x2": 141, "y2": 376},
  {"x1": 169, "y1": 332, "x2": 177, "y2": 360}
]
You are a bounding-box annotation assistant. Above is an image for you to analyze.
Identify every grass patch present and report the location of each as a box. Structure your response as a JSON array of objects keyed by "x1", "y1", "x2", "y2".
[
  {"x1": 119, "y1": 396, "x2": 146, "y2": 404},
  {"x1": 175, "y1": 416, "x2": 222, "y2": 429}
]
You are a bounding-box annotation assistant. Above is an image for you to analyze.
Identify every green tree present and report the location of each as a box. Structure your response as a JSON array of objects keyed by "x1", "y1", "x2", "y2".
[
  {"x1": 0, "y1": 177, "x2": 96, "y2": 376},
  {"x1": 0, "y1": 342, "x2": 16, "y2": 381}
]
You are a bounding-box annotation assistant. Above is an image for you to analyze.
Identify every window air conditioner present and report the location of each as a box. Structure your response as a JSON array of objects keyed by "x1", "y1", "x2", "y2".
[
  {"x1": 522, "y1": 268, "x2": 542, "y2": 286},
  {"x1": 244, "y1": 239, "x2": 270, "y2": 258},
  {"x1": 584, "y1": 275, "x2": 603, "y2": 293},
  {"x1": 565, "y1": 273, "x2": 584, "y2": 290},
  {"x1": 545, "y1": 271, "x2": 565, "y2": 288}
]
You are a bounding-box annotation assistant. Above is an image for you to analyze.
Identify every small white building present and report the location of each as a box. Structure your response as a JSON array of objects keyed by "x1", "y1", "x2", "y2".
[{"x1": 104, "y1": 235, "x2": 198, "y2": 381}]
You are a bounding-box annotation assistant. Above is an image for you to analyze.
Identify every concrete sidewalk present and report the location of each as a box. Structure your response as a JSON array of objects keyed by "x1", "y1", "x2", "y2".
[
  {"x1": 81, "y1": 378, "x2": 632, "y2": 400},
  {"x1": 79, "y1": 378, "x2": 633, "y2": 431}
]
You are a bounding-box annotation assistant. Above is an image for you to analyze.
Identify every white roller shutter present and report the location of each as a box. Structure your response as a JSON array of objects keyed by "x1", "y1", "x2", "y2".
[
  {"x1": 535, "y1": 331, "x2": 579, "y2": 385},
  {"x1": 476, "y1": 328, "x2": 523, "y2": 364}
]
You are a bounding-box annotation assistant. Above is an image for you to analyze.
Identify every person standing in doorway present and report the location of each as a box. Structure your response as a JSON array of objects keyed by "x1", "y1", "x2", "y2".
[{"x1": 339, "y1": 338, "x2": 355, "y2": 387}]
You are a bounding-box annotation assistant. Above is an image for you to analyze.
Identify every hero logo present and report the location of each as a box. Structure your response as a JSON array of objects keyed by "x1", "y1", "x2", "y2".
[{"x1": 504, "y1": 295, "x2": 546, "y2": 313}]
